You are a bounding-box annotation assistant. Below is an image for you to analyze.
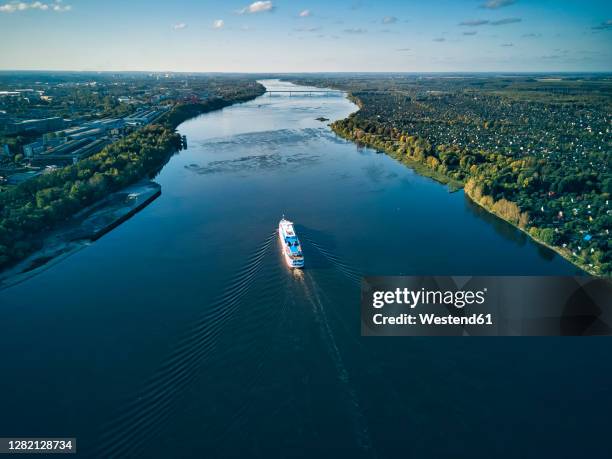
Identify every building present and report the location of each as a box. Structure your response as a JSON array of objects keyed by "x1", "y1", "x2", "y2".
[
  {"x1": 4, "y1": 117, "x2": 66, "y2": 135},
  {"x1": 61, "y1": 118, "x2": 125, "y2": 139},
  {"x1": 123, "y1": 107, "x2": 169, "y2": 126},
  {"x1": 22, "y1": 118, "x2": 124, "y2": 165},
  {"x1": 23, "y1": 138, "x2": 66, "y2": 158},
  {"x1": 29, "y1": 137, "x2": 111, "y2": 166}
]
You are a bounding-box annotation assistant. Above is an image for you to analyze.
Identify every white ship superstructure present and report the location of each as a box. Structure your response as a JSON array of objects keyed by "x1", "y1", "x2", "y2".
[{"x1": 279, "y1": 217, "x2": 304, "y2": 268}]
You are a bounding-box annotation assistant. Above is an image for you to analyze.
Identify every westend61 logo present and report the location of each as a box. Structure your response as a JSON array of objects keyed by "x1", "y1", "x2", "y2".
[{"x1": 372, "y1": 287, "x2": 487, "y2": 309}]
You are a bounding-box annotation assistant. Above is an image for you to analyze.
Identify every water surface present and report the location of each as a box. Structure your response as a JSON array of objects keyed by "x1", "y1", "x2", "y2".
[{"x1": 0, "y1": 80, "x2": 608, "y2": 458}]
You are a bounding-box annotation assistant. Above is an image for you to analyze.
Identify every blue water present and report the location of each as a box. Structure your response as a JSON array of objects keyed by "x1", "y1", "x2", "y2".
[{"x1": 0, "y1": 80, "x2": 608, "y2": 458}]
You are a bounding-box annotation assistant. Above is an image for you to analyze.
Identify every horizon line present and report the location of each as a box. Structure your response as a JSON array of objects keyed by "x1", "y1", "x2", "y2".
[{"x1": 1, "y1": 69, "x2": 611, "y2": 75}]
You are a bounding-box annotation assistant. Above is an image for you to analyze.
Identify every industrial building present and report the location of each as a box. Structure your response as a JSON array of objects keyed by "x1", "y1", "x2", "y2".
[
  {"x1": 123, "y1": 107, "x2": 169, "y2": 126},
  {"x1": 1, "y1": 116, "x2": 65, "y2": 135}
]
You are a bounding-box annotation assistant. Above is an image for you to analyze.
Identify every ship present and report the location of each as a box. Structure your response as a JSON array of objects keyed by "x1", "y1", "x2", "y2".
[{"x1": 279, "y1": 216, "x2": 304, "y2": 268}]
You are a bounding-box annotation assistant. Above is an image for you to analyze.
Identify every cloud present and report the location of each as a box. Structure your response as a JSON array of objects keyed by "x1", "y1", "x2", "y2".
[
  {"x1": 591, "y1": 19, "x2": 612, "y2": 30},
  {"x1": 396, "y1": 48, "x2": 411, "y2": 51},
  {"x1": 382, "y1": 16, "x2": 397, "y2": 24},
  {"x1": 299, "y1": 9, "x2": 310, "y2": 17},
  {"x1": 0, "y1": 0, "x2": 71, "y2": 13},
  {"x1": 50, "y1": 0, "x2": 68, "y2": 11},
  {"x1": 294, "y1": 26, "x2": 321, "y2": 32},
  {"x1": 459, "y1": 19, "x2": 489, "y2": 26},
  {"x1": 500, "y1": 43, "x2": 514, "y2": 47},
  {"x1": 343, "y1": 27, "x2": 367, "y2": 34},
  {"x1": 238, "y1": 1, "x2": 273, "y2": 14},
  {"x1": 522, "y1": 33, "x2": 541, "y2": 38},
  {"x1": 459, "y1": 17, "x2": 521, "y2": 27},
  {"x1": 463, "y1": 31, "x2": 478, "y2": 35},
  {"x1": 213, "y1": 19, "x2": 224, "y2": 29},
  {"x1": 433, "y1": 37, "x2": 446, "y2": 42},
  {"x1": 490, "y1": 17, "x2": 521, "y2": 25},
  {"x1": 172, "y1": 22, "x2": 187, "y2": 30},
  {"x1": 480, "y1": 0, "x2": 515, "y2": 9}
]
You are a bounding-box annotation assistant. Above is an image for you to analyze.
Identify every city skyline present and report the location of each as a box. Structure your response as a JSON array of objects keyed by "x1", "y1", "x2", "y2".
[{"x1": 0, "y1": 0, "x2": 611, "y2": 72}]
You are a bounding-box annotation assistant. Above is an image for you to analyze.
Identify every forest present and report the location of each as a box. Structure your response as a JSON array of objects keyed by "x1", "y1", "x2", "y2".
[
  {"x1": 292, "y1": 74, "x2": 611, "y2": 275},
  {"x1": 0, "y1": 125, "x2": 181, "y2": 268}
]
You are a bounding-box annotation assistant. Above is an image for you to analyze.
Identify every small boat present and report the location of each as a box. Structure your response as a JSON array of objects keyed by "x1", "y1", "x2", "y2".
[{"x1": 279, "y1": 216, "x2": 304, "y2": 268}]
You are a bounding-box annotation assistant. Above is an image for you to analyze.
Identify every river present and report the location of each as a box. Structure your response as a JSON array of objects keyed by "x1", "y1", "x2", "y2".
[{"x1": 0, "y1": 80, "x2": 608, "y2": 458}]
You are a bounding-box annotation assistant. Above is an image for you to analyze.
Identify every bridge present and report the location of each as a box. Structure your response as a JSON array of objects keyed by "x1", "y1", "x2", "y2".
[{"x1": 264, "y1": 89, "x2": 343, "y2": 97}]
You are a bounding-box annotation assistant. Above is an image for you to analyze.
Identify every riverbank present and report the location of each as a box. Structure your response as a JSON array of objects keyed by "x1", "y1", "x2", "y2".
[
  {"x1": 0, "y1": 84, "x2": 266, "y2": 276},
  {"x1": 162, "y1": 86, "x2": 265, "y2": 129},
  {"x1": 464, "y1": 186, "x2": 591, "y2": 276},
  {"x1": 331, "y1": 97, "x2": 595, "y2": 276},
  {"x1": 331, "y1": 125, "x2": 463, "y2": 192},
  {"x1": 0, "y1": 181, "x2": 161, "y2": 290}
]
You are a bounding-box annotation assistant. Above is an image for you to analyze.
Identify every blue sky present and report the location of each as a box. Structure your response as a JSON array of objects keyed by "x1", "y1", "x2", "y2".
[{"x1": 0, "y1": 0, "x2": 610, "y2": 72}]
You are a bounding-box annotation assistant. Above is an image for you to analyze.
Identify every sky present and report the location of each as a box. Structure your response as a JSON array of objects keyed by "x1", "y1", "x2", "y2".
[{"x1": 0, "y1": 0, "x2": 610, "y2": 72}]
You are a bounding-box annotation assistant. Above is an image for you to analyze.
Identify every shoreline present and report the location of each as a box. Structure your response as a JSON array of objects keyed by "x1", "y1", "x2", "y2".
[
  {"x1": 330, "y1": 97, "x2": 595, "y2": 276},
  {"x1": 0, "y1": 181, "x2": 162, "y2": 290},
  {"x1": 0, "y1": 86, "x2": 266, "y2": 285},
  {"x1": 331, "y1": 126, "x2": 463, "y2": 192},
  {"x1": 464, "y1": 191, "x2": 591, "y2": 276}
]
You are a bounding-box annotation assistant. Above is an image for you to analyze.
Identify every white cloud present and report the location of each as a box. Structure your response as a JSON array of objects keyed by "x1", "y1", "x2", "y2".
[
  {"x1": 343, "y1": 27, "x2": 367, "y2": 34},
  {"x1": 213, "y1": 19, "x2": 224, "y2": 29},
  {"x1": 382, "y1": 16, "x2": 397, "y2": 24},
  {"x1": 238, "y1": 1, "x2": 273, "y2": 14},
  {"x1": 480, "y1": 0, "x2": 515, "y2": 9},
  {"x1": 0, "y1": 0, "x2": 70, "y2": 13},
  {"x1": 51, "y1": 0, "x2": 69, "y2": 11},
  {"x1": 294, "y1": 26, "x2": 321, "y2": 32},
  {"x1": 299, "y1": 9, "x2": 310, "y2": 17},
  {"x1": 459, "y1": 19, "x2": 489, "y2": 26},
  {"x1": 490, "y1": 17, "x2": 521, "y2": 25},
  {"x1": 172, "y1": 22, "x2": 187, "y2": 30}
]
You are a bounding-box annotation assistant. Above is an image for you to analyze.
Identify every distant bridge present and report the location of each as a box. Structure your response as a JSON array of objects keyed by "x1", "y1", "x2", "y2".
[{"x1": 264, "y1": 89, "x2": 343, "y2": 96}]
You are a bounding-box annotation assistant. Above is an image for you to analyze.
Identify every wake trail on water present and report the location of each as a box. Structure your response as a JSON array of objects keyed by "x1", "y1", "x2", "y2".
[
  {"x1": 205, "y1": 271, "x2": 296, "y2": 453},
  {"x1": 300, "y1": 270, "x2": 376, "y2": 457},
  {"x1": 95, "y1": 230, "x2": 277, "y2": 459},
  {"x1": 303, "y1": 236, "x2": 362, "y2": 286}
]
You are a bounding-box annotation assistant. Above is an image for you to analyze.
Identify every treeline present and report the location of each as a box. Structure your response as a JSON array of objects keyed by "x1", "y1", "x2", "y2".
[
  {"x1": 333, "y1": 115, "x2": 612, "y2": 275},
  {"x1": 163, "y1": 98, "x2": 232, "y2": 129},
  {"x1": 0, "y1": 125, "x2": 181, "y2": 269},
  {"x1": 162, "y1": 84, "x2": 266, "y2": 129}
]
